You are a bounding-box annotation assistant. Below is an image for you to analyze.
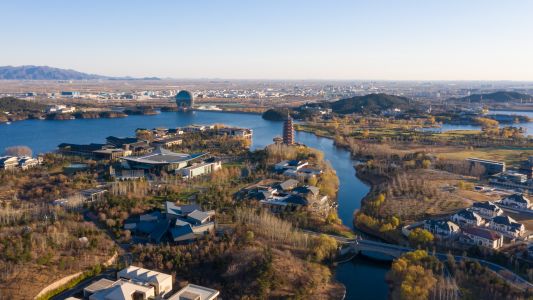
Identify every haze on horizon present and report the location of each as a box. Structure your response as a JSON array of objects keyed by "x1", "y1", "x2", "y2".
[{"x1": 1, "y1": 0, "x2": 533, "y2": 81}]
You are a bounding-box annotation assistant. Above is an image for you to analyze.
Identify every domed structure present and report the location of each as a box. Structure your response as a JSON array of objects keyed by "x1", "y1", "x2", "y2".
[{"x1": 175, "y1": 90, "x2": 194, "y2": 109}]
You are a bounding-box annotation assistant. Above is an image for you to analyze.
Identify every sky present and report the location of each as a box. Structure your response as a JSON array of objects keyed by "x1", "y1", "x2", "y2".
[{"x1": 1, "y1": 0, "x2": 533, "y2": 81}]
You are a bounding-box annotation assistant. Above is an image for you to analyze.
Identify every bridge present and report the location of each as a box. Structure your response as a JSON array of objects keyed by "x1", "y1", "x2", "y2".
[
  {"x1": 338, "y1": 238, "x2": 533, "y2": 291},
  {"x1": 302, "y1": 230, "x2": 533, "y2": 291}
]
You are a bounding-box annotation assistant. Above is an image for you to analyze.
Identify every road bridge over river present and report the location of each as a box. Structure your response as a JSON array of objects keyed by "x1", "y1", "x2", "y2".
[{"x1": 304, "y1": 231, "x2": 533, "y2": 291}]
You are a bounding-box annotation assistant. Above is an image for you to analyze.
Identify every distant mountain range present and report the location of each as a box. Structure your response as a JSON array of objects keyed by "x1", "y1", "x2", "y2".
[
  {"x1": 0, "y1": 65, "x2": 160, "y2": 80},
  {"x1": 451, "y1": 91, "x2": 532, "y2": 103}
]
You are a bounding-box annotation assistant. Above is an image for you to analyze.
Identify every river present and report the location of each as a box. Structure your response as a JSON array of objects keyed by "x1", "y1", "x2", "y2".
[{"x1": 0, "y1": 111, "x2": 388, "y2": 299}]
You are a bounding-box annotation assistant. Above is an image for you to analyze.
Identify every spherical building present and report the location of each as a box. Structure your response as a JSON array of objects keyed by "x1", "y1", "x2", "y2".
[{"x1": 175, "y1": 90, "x2": 194, "y2": 109}]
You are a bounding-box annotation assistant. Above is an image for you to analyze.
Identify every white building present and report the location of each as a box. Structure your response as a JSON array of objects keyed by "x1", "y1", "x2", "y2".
[
  {"x1": 451, "y1": 209, "x2": 485, "y2": 227},
  {"x1": 488, "y1": 215, "x2": 526, "y2": 238},
  {"x1": 117, "y1": 266, "x2": 173, "y2": 296},
  {"x1": 500, "y1": 194, "x2": 531, "y2": 209},
  {"x1": 168, "y1": 284, "x2": 220, "y2": 300},
  {"x1": 87, "y1": 279, "x2": 155, "y2": 300},
  {"x1": 471, "y1": 201, "x2": 503, "y2": 218},
  {"x1": 179, "y1": 160, "x2": 221, "y2": 179},
  {"x1": 47, "y1": 104, "x2": 76, "y2": 114},
  {"x1": 423, "y1": 220, "x2": 460, "y2": 238}
]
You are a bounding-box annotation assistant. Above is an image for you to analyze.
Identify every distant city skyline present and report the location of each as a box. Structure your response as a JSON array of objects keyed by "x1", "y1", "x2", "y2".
[{"x1": 1, "y1": 0, "x2": 533, "y2": 81}]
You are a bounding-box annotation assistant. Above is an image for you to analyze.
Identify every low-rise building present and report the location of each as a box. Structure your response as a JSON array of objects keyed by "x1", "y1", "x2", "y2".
[
  {"x1": 489, "y1": 215, "x2": 525, "y2": 238},
  {"x1": 123, "y1": 148, "x2": 206, "y2": 172},
  {"x1": 461, "y1": 227, "x2": 504, "y2": 249},
  {"x1": 276, "y1": 179, "x2": 300, "y2": 192},
  {"x1": 167, "y1": 284, "x2": 220, "y2": 300},
  {"x1": 179, "y1": 159, "x2": 221, "y2": 179},
  {"x1": 18, "y1": 156, "x2": 39, "y2": 169},
  {"x1": 152, "y1": 137, "x2": 183, "y2": 148},
  {"x1": 500, "y1": 193, "x2": 531, "y2": 209},
  {"x1": 274, "y1": 160, "x2": 309, "y2": 172},
  {"x1": 117, "y1": 266, "x2": 173, "y2": 296},
  {"x1": 423, "y1": 220, "x2": 461, "y2": 238},
  {"x1": 80, "y1": 188, "x2": 107, "y2": 202},
  {"x1": 451, "y1": 209, "x2": 485, "y2": 227},
  {"x1": 125, "y1": 202, "x2": 215, "y2": 244},
  {"x1": 0, "y1": 156, "x2": 20, "y2": 170},
  {"x1": 216, "y1": 127, "x2": 253, "y2": 139},
  {"x1": 86, "y1": 279, "x2": 155, "y2": 300},
  {"x1": 471, "y1": 201, "x2": 503, "y2": 218}
]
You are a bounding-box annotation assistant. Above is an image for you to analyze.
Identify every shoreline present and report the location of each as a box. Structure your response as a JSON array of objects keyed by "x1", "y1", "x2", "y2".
[{"x1": 0, "y1": 107, "x2": 264, "y2": 125}]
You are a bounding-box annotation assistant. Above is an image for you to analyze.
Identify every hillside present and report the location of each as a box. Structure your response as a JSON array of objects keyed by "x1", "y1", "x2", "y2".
[
  {"x1": 453, "y1": 91, "x2": 532, "y2": 103},
  {"x1": 0, "y1": 97, "x2": 46, "y2": 112},
  {"x1": 262, "y1": 108, "x2": 291, "y2": 121},
  {"x1": 0, "y1": 65, "x2": 108, "y2": 80},
  {"x1": 0, "y1": 65, "x2": 160, "y2": 80},
  {"x1": 329, "y1": 93, "x2": 414, "y2": 114}
]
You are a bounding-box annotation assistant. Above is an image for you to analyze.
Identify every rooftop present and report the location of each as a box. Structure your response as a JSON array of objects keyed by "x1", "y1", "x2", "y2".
[
  {"x1": 168, "y1": 284, "x2": 220, "y2": 300},
  {"x1": 124, "y1": 148, "x2": 205, "y2": 165},
  {"x1": 463, "y1": 227, "x2": 501, "y2": 241}
]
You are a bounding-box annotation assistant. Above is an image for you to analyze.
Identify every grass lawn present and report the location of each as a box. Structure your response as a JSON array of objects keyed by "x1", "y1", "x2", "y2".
[{"x1": 436, "y1": 147, "x2": 533, "y2": 166}]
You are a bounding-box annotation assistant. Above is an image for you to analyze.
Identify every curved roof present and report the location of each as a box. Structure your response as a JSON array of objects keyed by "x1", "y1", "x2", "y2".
[{"x1": 175, "y1": 90, "x2": 194, "y2": 108}]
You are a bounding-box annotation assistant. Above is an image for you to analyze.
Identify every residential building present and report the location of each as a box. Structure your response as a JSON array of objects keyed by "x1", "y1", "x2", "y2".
[
  {"x1": 277, "y1": 179, "x2": 300, "y2": 191},
  {"x1": 152, "y1": 137, "x2": 183, "y2": 148},
  {"x1": 167, "y1": 284, "x2": 220, "y2": 300},
  {"x1": 87, "y1": 279, "x2": 155, "y2": 300},
  {"x1": 471, "y1": 201, "x2": 503, "y2": 218},
  {"x1": 282, "y1": 166, "x2": 323, "y2": 180},
  {"x1": 84, "y1": 278, "x2": 115, "y2": 298},
  {"x1": 80, "y1": 188, "x2": 107, "y2": 202},
  {"x1": 117, "y1": 266, "x2": 173, "y2": 296},
  {"x1": 461, "y1": 227, "x2": 504, "y2": 249},
  {"x1": 451, "y1": 209, "x2": 485, "y2": 227},
  {"x1": 274, "y1": 160, "x2": 309, "y2": 172},
  {"x1": 500, "y1": 193, "x2": 531, "y2": 209},
  {"x1": 489, "y1": 215, "x2": 525, "y2": 238},
  {"x1": 125, "y1": 202, "x2": 215, "y2": 244},
  {"x1": 47, "y1": 104, "x2": 76, "y2": 113},
  {"x1": 18, "y1": 156, "x2": 39, "y2": 169},
  {"x1": 0, "y1": 156, "x2": 20, "y2": 170},
  {"x1": 92, "y1": 148, "x2": 127, "y2": 160},
  {"x1": 179, "y1": 159, "x2": 222, "y2": 179},
  {"x1": 423, "y1": 220, "x2": 460, "y2": 238},
  {"x1": 217, "y1": 127, "x2": 253, "y2": 139},
  {"x1": 499, "y1": 171, "x2": 528, "y2": 184}
]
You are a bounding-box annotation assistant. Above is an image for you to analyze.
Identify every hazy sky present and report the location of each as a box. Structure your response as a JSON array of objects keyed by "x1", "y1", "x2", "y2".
[{"x1": 1, "y1": 0, "x2": 533, "y2": 80}]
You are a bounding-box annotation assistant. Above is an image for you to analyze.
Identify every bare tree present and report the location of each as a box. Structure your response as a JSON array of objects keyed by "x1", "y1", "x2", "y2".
[{"x1": 4, "y1": 145, "x2": 32, "y2": 157}]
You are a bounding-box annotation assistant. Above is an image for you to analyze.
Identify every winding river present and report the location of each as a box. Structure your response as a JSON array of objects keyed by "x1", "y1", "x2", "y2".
[{"x1": 0, "y1": 111, "x2": 389, "y2": 299}]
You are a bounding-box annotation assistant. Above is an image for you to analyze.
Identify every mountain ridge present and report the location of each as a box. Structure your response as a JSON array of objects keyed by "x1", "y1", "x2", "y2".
[
  {"x1": 0, "y1": 65, "x2": 160, "y2": 80},
  {"x1": 451, "y1": 91, "x2": 532, "y2": 103}
]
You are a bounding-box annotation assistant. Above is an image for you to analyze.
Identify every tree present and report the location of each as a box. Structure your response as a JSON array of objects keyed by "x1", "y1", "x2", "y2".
[
  {"x1": 312, "y1": 235, "x2": 338, "y2": 261},
  {"x1": 4, "y1": 145, "x2": 32, "y2": 157},
  {"x1": 408, "y1": 228, "x2": 434, "y2": 248},
  {"x1": 387, "y1": 250, "x2": 438, "y2": 300}
]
